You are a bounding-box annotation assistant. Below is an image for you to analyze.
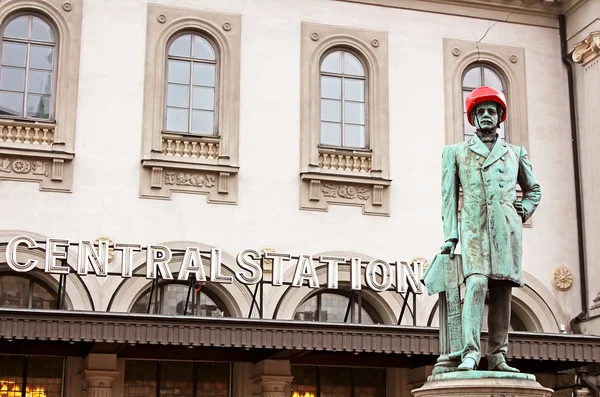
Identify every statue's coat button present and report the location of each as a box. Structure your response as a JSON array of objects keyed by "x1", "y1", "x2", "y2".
[{"x1": 476, "y1": 155, "x2": 480, "y2": 160}]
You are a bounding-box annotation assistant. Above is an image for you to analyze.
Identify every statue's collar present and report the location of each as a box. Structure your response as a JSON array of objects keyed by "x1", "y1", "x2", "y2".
[{"x1": 469, "y1": 135, "x2": 508, "y2": 167}]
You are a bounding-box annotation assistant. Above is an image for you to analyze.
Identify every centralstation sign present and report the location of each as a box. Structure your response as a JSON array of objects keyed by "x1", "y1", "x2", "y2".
[{"x1": 4, "y1": 235, "x2": 424, "y2": 294}]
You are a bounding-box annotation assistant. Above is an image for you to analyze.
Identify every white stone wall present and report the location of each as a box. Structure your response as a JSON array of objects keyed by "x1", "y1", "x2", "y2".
[{"x1": 0, "y1": 0, "x2": 579, "y2": 331}]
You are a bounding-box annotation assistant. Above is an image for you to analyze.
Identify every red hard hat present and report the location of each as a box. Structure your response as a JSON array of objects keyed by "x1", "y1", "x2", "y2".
[{"x1": 465, "y1": 86, "x2": 507, "y2": 126}]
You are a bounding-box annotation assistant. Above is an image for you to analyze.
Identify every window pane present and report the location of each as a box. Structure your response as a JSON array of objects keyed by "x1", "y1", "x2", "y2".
[
  {"x1": 0, "y1": 91, "x2": 23, "y2": 116},
  {"x1": 124, "y1": 360, "x2": 157, "y2": 397},
  {"x1": 159, "y1": 283, "x2": 189, "y2": 315},
  {"x1": 344, "y1": 102, "x2": 364, "y2": 125},
  {"x1": 320, "y1": 122, "x2": 341, "y2": 146},
  {"x1": 294, "y1": 295, "x2": 318, "y2": 321},
  {"x1": 343, "y1": 52, "x2": 364, "y2": 76},
  {"x1": 196, "y1": 362, "x2": 230, "y2": 397},
  {"x1": 194, "y1": 35, "x2": 215, "y2": 60},
  {"x1": 28, "y1": 70, "x2": 52, "y2": 94},
  {"x1": 344, "y1": 125, "x2": 365, "y2": 148},
  {"x1": 321, "y1": 51, "x2": 341, "y2": 73},
  {"x1": 344, "y1": 79, "x2": 364, "y2": 102},
  {"x1": 321, "y1": 76, "x2": 341, "y2": 100},
  {"x1": 31, "y1": 17, "x2": 54, "y2": 42},
  {"x1": 27, "y1": 356, "x2": 63, "y2": 397},
  {"x1": 463, "y1": 67, "x2": 481, "y2": 88},
  {"x1": 0, "y1": 67, "x2": 25, "y2": 91},
  {"x1": 320, "y1": 366, "x2": 352, "y2": 397},
  {"x1": 169, "y1": 34, "x2": 191, "y2": 57},
  {"x1": 198, "y1": 292, "x2": 225, "y2": 317},
  {"x1": 130, "y1": 290, "x2": 151, "y2": 314},
  {"x1": 194, "y1": 63, "x2": 216, "y2": 87},
  {"x1": 29, "y1": 45, "x2": 54, "y2": 70},
  {"x1": 166, "y1": 107, "x2": 189, "y2": 132},
  {"x1": 0, "y1": 355, "x2": 24, "y2": 396},
  {"x1": 463, "y1": 112, "x2": 475, "y2": 136},
  {"x1": 192, "y1": 110, "x2": 214, "y2": 135},
  {"x1": 193, "y1": 86, "x2": 215, "y2": 110},
  {"x1": 27, "y1": 94, "x2": 50, "y2": 118},
  {"x1": 168, "y1": 60, "x2": 191, "y2": 84},
  {"x1": 484, "y1": 67, "x2": 503, "y2": 91},
  {"x1": 4, "y1": 16, "x2": 28, "y2": 39},
  {"x1": 354, "y1": 368, "x2": 386, "y2": 397},
  {"x1": 167, "y1": 84, "x2": 189, "y2": 108},
  {"x1": 2, "y1": 42, "x2": 27, "y2": 67},
  {"x1": 291, "y1": 366, "x2": 317, "y2": 397},
  {"x1": 320, "y1": 293, "x2": 349, "y2": 323},
  {"x1": 321, "y1": 99, "x2": 341, "y2": 122},
  {"x1": 160, "y1": 361, "x2": 194, "y2": 397},
  {"x1": 32, "y1": 282, "x2": 57, "y2": 309},
  {"x1": 0, "y1": 276, "x2": 29, "y2": 307}
]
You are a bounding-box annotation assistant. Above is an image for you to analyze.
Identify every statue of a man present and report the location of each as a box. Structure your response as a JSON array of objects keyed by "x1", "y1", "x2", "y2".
[{"x1": 440, "y1": 86, "x2": 542, "y2": 372}]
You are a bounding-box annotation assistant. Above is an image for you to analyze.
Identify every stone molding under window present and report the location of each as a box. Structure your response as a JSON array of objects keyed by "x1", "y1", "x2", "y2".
[
  {"x1": 443, "y1": 38, "x2": 532, "y2": 226},
  {"x1": 139, "y1": 4, "x2": 241, "y2": 204},
  {"x1": 0, "y1": 0, "x2": 82, "y2": 192},
  {"x1": 300, "y1": 22, "x2": 391, "y2": 216}
]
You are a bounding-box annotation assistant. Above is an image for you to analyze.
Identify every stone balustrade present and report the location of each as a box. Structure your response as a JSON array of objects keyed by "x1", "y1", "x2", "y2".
[
  {"x1": 0, "y1": 120, "x2": 55, "y2": 145},
  {"x1": 162, "y1": 135, "x2": 220, "y2": 159},
  {"x1": 318, "y1": 149, "x2": 372, "y2": 172}
]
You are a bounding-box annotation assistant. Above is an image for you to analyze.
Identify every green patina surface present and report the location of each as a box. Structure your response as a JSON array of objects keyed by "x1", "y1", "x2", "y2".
[
  {"x1": 421, "y1": 100, "x2": 542, "y2": 377},
  {"x1": 428, "y1": 371, "x2": 536, "y2": 382}
]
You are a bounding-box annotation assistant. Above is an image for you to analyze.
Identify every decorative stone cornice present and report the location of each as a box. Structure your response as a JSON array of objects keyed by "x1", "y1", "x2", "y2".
[{"x1": 573, "y1": 32, "x2": 600, "y2": 65}]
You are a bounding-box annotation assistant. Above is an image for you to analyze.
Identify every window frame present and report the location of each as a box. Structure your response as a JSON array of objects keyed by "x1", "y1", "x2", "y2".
[
  {"x1": 163, "y1": 31, "x2": 220, "y2": 137},
  {"x1": 140, "y1": 4, "x2": 241, "y2": 204},
  {"x1": 300, "y1": 22, "x2": 391, "y2": 216},
  {"x1": 318, "y1": 48, "x2": 369, "y2": 150},
  {"x1": 0, "y1": 272, "x2": 58, "y2": 309},
  {"x1": 443, "y1": 38, "x2": 529, "y2": 150},
  {"x1": 461, "y1": 63, "x2": 508, "y2": 141},
  {"x1": 294, "y1": 289, "x2": 383, "y2": 325},
  {"x1": 0, "y1": 12, "x2": 58, "y2": 122},
  {"x1": 131, "y1": 280, "x2": 230, "y2": 317},
  {"x1": 0, "y1": 0, "x2": 82, "y2": 193}
]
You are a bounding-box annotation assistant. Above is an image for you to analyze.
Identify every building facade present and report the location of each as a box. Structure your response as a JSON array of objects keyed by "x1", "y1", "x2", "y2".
[{"x1": 0, "y1": 0, "x2": 600, "y2": 396}]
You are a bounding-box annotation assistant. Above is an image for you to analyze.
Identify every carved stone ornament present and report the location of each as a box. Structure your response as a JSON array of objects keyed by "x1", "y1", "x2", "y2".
[
  {"x1": 222, "y1": 21, "x2": 232, "y2": 31},
  {"x1": 322, "y1": 184, "x2": 369, "y2": 200},
  {"x1": 411, "y1": 256, "x2": 430, "y2": 271},
  {"x1": 452, "y1": 47, "x2": 461, "y2": 57},
  {"x1": 157, "y1": 14, "x2": 167, "y2": 23},
  {"x1": 572, "y1": 31, "x2": 600, "y2": 65},
  {"x1": 1, "y1": 158, "x2": 49, "y2": 176},
  {"x1": 62, "y1": 1, "x2": 73, "y2": 11},
  {"x1": 310, "y1": 32, "x2": 320, "y2": 41},
  {"x1": 371, "y1": 38, "x2": 380, "y2": 48},
  {"x1": 165, "y1": 172, "x2": 216, "y2": 188},
  {"x1": 551, "y1": 266, "x2": 573, "y2": 291},
  {"x1": 259, "y1": 247, "x2": 275, "y2": 272},
  {"x1": 509, "y1": 54, "x2": 518, "y2": 63}
]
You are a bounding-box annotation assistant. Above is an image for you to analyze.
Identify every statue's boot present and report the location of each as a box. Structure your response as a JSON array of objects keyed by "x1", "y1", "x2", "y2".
[
  {"x1": 457, "y1": 357, "x2": 477, "y2": 371},
  {"x1": 490, "y1": 362, "x2": 520, "y2": 373}
]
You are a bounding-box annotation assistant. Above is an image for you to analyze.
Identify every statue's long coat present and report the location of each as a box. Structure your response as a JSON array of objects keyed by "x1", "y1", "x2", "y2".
[{"x1": 442, "y1": 135, "x2": 541, "y2": 286}]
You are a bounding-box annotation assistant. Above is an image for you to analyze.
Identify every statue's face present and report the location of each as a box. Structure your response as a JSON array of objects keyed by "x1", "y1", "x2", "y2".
[{"x1": 473, "y1": 101, "x2": 499, "y2": 132}]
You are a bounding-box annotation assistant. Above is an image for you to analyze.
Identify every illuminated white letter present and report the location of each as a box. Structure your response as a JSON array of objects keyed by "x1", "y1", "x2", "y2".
[
  {"x1": 235, "y1": 249, "x2": 262, "y2": 284},
  {"x1": 291, "y1": 254, "x2": 320, "y2": 288},
  {"x1": 210, "y1": 248, "x2": 232, "y2": 283},
  {"x1": 114, "y1": 243, "x2": 142, "y2": 277},
  {"x1": 6, "y1": 235, "x2": 38, "y2": 272},
  {"x1": 365, "y1": 259, "x2": 392, "y2": 292},
  {"x1": 396, "y1": 261, "x2": 423, "y2": 294},
  {"x1": 319, "y1": 255, "x2": 345, "y2": 289},
  {"x1": 178, "y1": 247, "x2": 207, "y2": 282},
  {"x1": 351, "y1": 257, "x2": 362, "y2": 290},
  {"x1": 45, "y1": 238, "x2": 70, "y2": 274},
  {"x1": 146, "y1": 245, "x2": 173, "y2": 279},
  {"x1": 77, "y1": 240, "x2": 109, "y2": 276},
  {"x1": 264, "y1": 252, "x2": 290, "y2": 286}
]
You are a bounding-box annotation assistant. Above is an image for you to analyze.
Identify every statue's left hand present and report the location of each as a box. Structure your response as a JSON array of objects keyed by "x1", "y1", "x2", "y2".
[
  {"x1": 513, "y1": 200, "x2": 526, "y2": 220},
  {"x1": 440, "y1": 241, "x2": 457, "y2": 259}
]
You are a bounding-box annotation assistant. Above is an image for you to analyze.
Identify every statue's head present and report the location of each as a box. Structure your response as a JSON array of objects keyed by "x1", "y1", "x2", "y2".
[{"x1": 465, "y1": 86, "x2": 507, "y2": 133}]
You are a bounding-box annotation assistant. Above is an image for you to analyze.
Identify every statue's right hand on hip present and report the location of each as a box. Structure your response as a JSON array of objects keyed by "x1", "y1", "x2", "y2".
[{"x1": 440, "y1": 240, "x2": 457, "y2": 259}]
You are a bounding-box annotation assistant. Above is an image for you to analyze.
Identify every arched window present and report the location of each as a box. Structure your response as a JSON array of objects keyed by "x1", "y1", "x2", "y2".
[
  {"x1": 0, "y1": 274, "x2": 57, "y2": 309},
  {"x1": 165, "y1": 33, "x2": 217, "y2": 135},
  {"x1": 131, "y1": 281, "x2": 229, "y2": 317},
  {"x1": 293, "y1": 290, "x2": 381, "y2": 324},
  {"x1": 0, "y1": 14, "x2": 56, "y2": 120},
  {"x1": 462, "y1": 64, "x2": 507, "y2": 140},
  {"x1": 319, "y1": 50, "x2": 367, "y2": 149}
]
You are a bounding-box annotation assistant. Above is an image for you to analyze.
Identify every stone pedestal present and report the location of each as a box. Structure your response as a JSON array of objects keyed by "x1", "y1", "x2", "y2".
[{"x1": 411, "y1": 371, "x2": 553, "y2": 397}]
